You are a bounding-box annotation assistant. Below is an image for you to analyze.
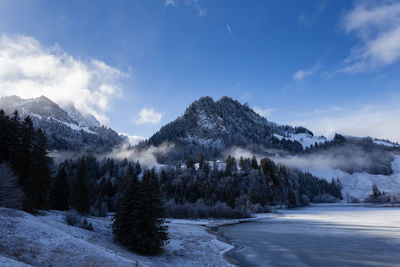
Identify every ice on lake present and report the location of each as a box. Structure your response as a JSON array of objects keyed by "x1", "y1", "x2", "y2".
[{"x1": 218, "y1": 204, "x2": 400, "y2": 267}]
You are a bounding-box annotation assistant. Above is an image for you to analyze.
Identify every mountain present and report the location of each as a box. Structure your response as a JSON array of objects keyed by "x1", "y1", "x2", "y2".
[
  {"x1": 0, "y1": 95, "x2": 126, "y2": 152},
  {"x1": 139, "y1": 96, "x2": 399, "y2": 177},
  {"x1": 139, "y1": 96, "x2": 325, "y2": 162}
]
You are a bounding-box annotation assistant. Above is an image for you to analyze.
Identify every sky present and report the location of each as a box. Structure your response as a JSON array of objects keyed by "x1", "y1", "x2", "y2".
[{"x1": 1, "y1": 0, "x2": 400, "y2": 143}]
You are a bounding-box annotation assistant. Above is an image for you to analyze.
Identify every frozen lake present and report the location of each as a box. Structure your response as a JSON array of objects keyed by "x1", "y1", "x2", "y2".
[{"x1": 218, "y1": 204, "x2": 400, "y2": 267}]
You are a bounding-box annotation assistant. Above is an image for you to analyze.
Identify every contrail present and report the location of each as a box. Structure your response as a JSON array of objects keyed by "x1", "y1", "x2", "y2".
[{"x1": 226, "y1": 24, "x2": 233, "y2": 37}]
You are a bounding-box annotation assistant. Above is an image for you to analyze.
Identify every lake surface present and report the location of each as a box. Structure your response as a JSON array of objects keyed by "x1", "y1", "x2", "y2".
[{"x1": 217, "y1": 204, "x2": 400, "y2": 267}]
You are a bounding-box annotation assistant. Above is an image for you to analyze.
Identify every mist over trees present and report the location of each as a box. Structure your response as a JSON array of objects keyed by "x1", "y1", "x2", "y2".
[
  {"x1": 159, "y1": 154, "x2": 342, "y2": 216},
  {"x1": 304, "y1": 134, "x2": 395, "y2": 175},
  {"x1": 0, "y1": 108, "x2": 343, "y2": 218},
  {"x1": 3, "y1": 104, "x2": 396, "y2": 257}
]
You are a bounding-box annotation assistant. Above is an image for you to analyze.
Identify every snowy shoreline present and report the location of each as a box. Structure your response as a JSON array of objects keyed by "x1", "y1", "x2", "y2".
[
  {"x1": 206, "y1": 212, "x2": 281, "y2": 266},
  {"x1": 0, "y1": 207, "x2": 272, "y2": 267},
  {"x1": 3, "y1": 204, "x2": 397, "y2": 266}
]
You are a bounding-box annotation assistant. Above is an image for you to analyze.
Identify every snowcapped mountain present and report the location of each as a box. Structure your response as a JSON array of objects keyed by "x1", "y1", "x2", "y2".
[
  {"x1": 140, "y1": 96, "x2": 323, "y2": 162},
  {"x1": 139, "y1": 96, "x2": 398, "y2": 187},
  {"x1": 63, "y1": 104, "x2": 101, "y2": 128},
  {"x1": 0, "y1": 95, "x2": 126, "y2": 152}
]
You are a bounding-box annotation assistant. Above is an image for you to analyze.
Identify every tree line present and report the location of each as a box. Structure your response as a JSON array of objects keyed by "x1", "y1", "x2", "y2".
[{"x1": 0, "y1": 110, "x2": 342, "y2": 256}]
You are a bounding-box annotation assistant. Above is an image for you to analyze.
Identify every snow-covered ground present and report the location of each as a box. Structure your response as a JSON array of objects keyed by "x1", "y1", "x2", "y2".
[
  {"x1": 301, "y1": 155, "x2": 400, "y2": 200},
  {"x1": 274, "y1": 133, "x2": 327, "y2": 149},
  {"x1": 373, "y1": 139, "x2": 400, "y2": 148},
  {"x1": 0, "y1": 207, "x2": 268, "y2": 267}
]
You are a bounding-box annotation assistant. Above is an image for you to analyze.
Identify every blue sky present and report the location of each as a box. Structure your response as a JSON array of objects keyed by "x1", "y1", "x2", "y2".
[{"x1": 1, "y1": 0, "x2": 400, "y2": 142}]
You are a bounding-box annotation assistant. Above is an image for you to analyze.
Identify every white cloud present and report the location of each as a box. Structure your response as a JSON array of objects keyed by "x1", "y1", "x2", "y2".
[
  {"x1": 106, "y1": 142, "x2": 174, "y2": 168},
  {"x1": 164, "y1": 0, "x2": 177, "y2": 7},
  {"x1": 119, "y1": 133, "x2": 145, "y2": 146},
  {"x1": 298, "y1": 1, "x2": 328, "y2": 27},
  {"x1": 0, "y1": 34, "x2": 127, "y2": 125},
  {"x1": 134, "y1": 108, "x2": 162, "y2": 124},
  {"x1": 165, "y1": 0, "x2": 206, "y2": 17},
  {"x1": 253, "y1": 107, "x2": 275, "y2": 118},
  {"x1": 340, "y1": 2, "x2": 400, "y2": 73},
  {"x1": 291, "y1": 102, "x2": 400, "y2": 143},
  {"x1": 293, "y1": 64, "x2": 319, "y2": 82},
  {"x1": 293, "y1": 69, "x2": 313, "y2": 82}
]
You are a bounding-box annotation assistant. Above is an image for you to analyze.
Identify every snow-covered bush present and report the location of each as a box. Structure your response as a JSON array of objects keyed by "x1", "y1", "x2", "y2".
[
  {"x1": 65, "y1": 209, "x2": 94, "y2": 231},
  {"x1": 65, "y1": 210, "x2": 81, "y2": 226},
  {"x1": 346, "y1": 194, "x2": 360, "y2": 203},
  {"x1": 312, "y1": 193, "x2": 339, "y2": 203},
  {"x1": 164, "y1": 199, "x2": 250, "y2": 219},
  {"x1": 300, "y1": 194, "x2": 310, "y2": 205}
]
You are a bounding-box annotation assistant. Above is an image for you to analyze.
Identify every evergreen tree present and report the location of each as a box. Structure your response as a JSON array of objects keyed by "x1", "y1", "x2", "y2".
[
  {"x1": 71, "y1": 157, "x2": 91, "y2": 214},
  {"x1": 23, "y1": 129, "x2": 51, "y2": 210},
  {"x1": 135, "y1": 160, "x2": 141, "y2": 174},
  {"x1": 198, "y1": 152, "x2": 205, "y2": 169},
  {"x1": 186, "y1": 157, "x2": 194, "y2": 169},
  {"x1": 112, "y1": 170, "x2": 168, "y2": 255},
  {"x1": 202, "y1": 161, "x2": 210, "y2": 174},
  {"x1": 239, "y1": 156, "x2": 245, "y2": 170},
  {"x1": 225, "y1": 155, "x2": 237, "y2": 176},
  {"x1": 50, "y1": 168, "x2": 70, "y2": 210},
  {"x1": 17, "y1": 116, "x2": 35, "y2": 182},
  {"x1": 251, "y1": 156, "x2": 258, "y2": 170}
]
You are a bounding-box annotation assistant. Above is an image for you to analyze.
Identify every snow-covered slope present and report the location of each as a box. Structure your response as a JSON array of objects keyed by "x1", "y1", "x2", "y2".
[
  {"x1": 0, "y1": 95, "x2": 126, "y2": 152},
  {"x1": 0, "y1": 207, "x2": 234, "y2": 267},
  {"x1": 63, "y1": 104, "x2": 101, "y2": 128},
  {"x1": 373, "y1": 139, "x2": 400, "y2": 148},
  {"x1": 297, "y1": 155, "x2": 400, "y2": 201},
  {"x1": 273, "y1": 133, "x2": 327, "y2": 149}
]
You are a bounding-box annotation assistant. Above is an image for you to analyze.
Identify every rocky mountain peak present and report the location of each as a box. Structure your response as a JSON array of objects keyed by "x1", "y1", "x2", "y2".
[
  {"x1": 0, "y1": 95, "x2": 125, "y2": 152},
  {"x1": 143, "y1": 96, "x2": 311, "y2": 162}
]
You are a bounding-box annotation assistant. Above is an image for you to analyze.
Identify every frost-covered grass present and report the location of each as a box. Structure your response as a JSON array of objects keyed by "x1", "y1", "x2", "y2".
[{"x1": 0, "y1": 207, "x2": 251, "y2": 267}]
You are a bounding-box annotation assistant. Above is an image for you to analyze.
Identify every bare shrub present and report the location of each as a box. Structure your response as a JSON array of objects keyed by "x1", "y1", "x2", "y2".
[
  {"x1": 65, "y1": 209, "x2": 81, "y2": 226},
  {"x1": 164, "y1": 199, "x2": 250, "y2": 219},
  {"x1": 312, "y1": 193, "x2": 339, "y2": 203},
  {"x1": 65, "y1": 209, "x2": 94, "y2": 231}
]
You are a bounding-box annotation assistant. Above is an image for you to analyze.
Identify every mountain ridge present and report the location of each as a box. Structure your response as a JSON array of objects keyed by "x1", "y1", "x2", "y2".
[
  {"x1": 0, "y1": 95, "x2": 126, "y2": 152},
  {"x1": 139, "y1": 96, "x2": 322, "y2": 162}
]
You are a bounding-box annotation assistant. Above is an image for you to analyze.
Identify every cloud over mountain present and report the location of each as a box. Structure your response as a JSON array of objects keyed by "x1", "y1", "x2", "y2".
[{"x1": 0, "y1": 34, "x2": 127, "y2": 125}]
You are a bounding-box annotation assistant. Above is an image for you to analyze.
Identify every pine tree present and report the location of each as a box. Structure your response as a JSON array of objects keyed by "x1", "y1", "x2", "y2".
[
  {"x1": 112, "y1": 173, "x2": 141, "y2": 250},
  {"x1": 71, "y1": 157, "x2": 91, "y2": 214},
  {"x1": 135, "y1": 160, "x2": 141, "y2": 174},
  {"x1": 251, "y1": 156, "x2": 258, "y2": 170},
  {"x1": 239, "y1": 156, "x2": 245, "y2": 171},
  {"x1": 50, "y1": 168, "x2": 70, "y2": 210},
  {"x1": 112, "y1": 170, "x2": 168, "y2": 255},
  {"x1": 198, "y1": 152, "x2": 205, "y2": 169},
  {"x1": 186, "y1": 157, "x2": 194, "y2": 169},
  {"x1": 225, "y1": 155, "x2": 236, "y2": 176},
  {"x1": 147, "y1": 169, "x2": 169, "y2": 251},
  {"x1": 17, "y1": 116, "x2": 35, "y2": 182},
  {"x1": 23, "y1": 129, "x2": 51, "y2": 210}
]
